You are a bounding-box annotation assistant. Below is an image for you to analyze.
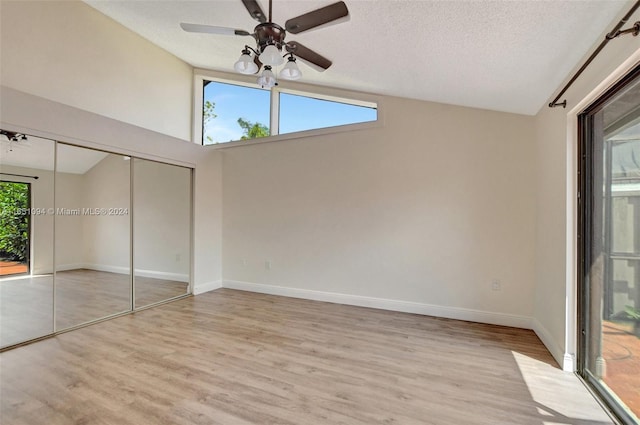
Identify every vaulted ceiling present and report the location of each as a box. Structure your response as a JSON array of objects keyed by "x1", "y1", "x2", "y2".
[{"x1": 84, "y1": 0, "x2": 627, "y2": 115}]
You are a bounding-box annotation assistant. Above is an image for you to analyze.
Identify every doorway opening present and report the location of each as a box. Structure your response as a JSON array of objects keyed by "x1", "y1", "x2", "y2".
[{"x1": 0, "y1": 181, "x2": 31, "y2": 276}]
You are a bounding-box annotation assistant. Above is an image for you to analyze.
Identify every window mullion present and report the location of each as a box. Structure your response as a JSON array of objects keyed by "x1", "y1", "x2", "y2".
[{"x1": 270, "y1": 87, "x2": 280, "y2": 136}]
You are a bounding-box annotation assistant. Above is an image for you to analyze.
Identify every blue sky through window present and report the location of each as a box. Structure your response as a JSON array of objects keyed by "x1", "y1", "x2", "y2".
[
  {"x1": 202, "y1": 80, "x2": 377, "y2": 145},
  {"x1": 279, "y1": 93, "x2": 377, "y2": 134},
  {"x1": 203, "y1": 82, "x2": 270, "y2": 144}
]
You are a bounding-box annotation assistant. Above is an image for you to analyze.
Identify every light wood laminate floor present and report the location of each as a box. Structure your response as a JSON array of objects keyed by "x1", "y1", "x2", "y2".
[
  {"x1": 1, "y1": 289, "x2": 613, "y2": 425},
  {"x1": 0, "y1": 269, "x2": 188, "y2": 347}
]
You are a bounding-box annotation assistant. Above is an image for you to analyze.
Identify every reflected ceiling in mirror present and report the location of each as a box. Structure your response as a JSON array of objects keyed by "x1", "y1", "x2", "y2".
[{"x1": 1, "y1": 134, "x2": 55, "y2": 171}]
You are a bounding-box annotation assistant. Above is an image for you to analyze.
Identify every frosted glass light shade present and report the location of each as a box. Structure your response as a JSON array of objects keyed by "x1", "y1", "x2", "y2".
[
  {"x1": 279, "y1": 60, "x2": 301, "y2": 80},
  {"x1": 259, "y1": 44, "x2": 284, "y2": 66},
  {"x1": 234, "y1": 53, "x2": 258, "y2": 74},
  {"x1": 257, "y1": 67, "x2": 277, "y2": 88}
]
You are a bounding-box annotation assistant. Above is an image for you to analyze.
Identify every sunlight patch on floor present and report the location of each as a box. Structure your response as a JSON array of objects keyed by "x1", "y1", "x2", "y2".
[{"x1": 511, "y1": 351, "x2": 613, "y2": 425}]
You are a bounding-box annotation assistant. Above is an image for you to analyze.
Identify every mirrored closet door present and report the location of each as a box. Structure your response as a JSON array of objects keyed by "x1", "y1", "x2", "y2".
[
  {"x1": 0, "y1": 134, "x2": 55, "y2": 347},
  {"x1": 133, "y1": 159, "x2": 191, "y2": 308},
  {"x1": 54, "y1": 144, "x2": 132, "y2": 330},
  {"x1": 1, "y1": 134, "x2": 193, "y2": 349}
]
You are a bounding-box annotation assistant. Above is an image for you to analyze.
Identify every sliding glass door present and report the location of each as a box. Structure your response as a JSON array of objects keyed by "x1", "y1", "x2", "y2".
[
  {"x1": 0, "y1": 181, "x2": 31, "y2": 276},
  {"x1": 579, "y1": 65, "x2": 640, "y2": 424}
]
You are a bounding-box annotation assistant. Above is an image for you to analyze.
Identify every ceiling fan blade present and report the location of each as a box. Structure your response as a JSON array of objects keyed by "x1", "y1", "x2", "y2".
[
  {"x1": 180, "y1": 23, "x2": 251, "y2": 36},
  {"x1": 241, "y1": 0, "x2": 267, "y2": 23},
  {"x1": 285, "y1": 1, "x2": 349, "y2": 34},
  {"x1": 286, "y1": 41, "x2": 332, "y2": 71}
]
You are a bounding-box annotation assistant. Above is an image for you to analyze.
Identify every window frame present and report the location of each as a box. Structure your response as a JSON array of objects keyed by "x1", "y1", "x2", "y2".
[
  {"x1": 200, "y1": 78, "x2": 272, "y2": 145},
  {"x1": 193, "y1": 70, "x2": 382, "y2": 148}
]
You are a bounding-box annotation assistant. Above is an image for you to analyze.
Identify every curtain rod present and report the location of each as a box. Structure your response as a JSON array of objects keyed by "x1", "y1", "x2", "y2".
[
  {"x1": 1, "y1": 172, "x2": 39, "y2": 180},
  {"x1": 549, "y1": 0, "x2": 640, "y2": 108}
]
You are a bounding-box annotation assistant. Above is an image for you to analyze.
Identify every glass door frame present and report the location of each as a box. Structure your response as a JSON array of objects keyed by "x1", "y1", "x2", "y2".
[
  {"x1": 0, "y1": 180, "x2": 31, "y2": 277},
  {"x1": 577, "y1": 62, "x2": 640, "y2": 425}
]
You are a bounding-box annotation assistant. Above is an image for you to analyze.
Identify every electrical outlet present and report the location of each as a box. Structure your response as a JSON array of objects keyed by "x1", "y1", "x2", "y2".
[
  {"x1": 265, "y1": 260, "x2": 272, "y2": 270},
  {"x1": 175, "y1": 254, "x2": 181, "y2": 262},
  {"x1": 491, "y1": 279, "x2": 501, "y2": 291},
  {"x1": 242, "y1": 259, "x2": 247, "y2": 267}
]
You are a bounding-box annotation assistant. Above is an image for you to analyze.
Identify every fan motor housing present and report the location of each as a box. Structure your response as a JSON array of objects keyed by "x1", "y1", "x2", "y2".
[{"x1": 254, "y1": 22, "x2": 286, "y2": 52}]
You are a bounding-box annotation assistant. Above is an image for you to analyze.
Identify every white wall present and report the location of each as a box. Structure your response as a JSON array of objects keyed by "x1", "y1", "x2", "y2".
[
  {"x1": 193, "y1": 150, "x2": 222, "y2": 293},
  {"x1": 222, "y1": 95, "x2": 537, "y2": 326},
  {"x1": 0, "y1": 0, "x2": 192, "y2": 141},
  {"x1": 82, "y1": 153, "x2": 131, "y2": 272},
  {"x1": 533, "y1": 1, "x2": 640, "y2": 370},
  {"x1": 54, "y1": 171, "x2": 85, "y2": 270}
]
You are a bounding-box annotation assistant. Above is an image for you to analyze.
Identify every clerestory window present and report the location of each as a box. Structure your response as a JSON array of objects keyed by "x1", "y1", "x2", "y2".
[{"x1": 195, "y1": 76, "x2": 378, "y2": 146}]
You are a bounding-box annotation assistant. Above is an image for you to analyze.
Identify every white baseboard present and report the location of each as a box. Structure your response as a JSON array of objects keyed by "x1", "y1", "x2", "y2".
[
  {"x1": 83, "y1": 263, "x2": 129, "y2": 275},
  {"x1": 32, "y1": 267, "x2": 53, "y2": 275},
  {"x1": 532, "y1": 317, "x2": 572, "y2": 371},
  {"x1": 563, "y1": 353, "x2": 575, "y2": 372},
  {"x1": 134, "y1": 268, "x2": 189, "y2": 283},
  {"x1": 58, "y1": 263, "x2": 189, "y2": 282},
  {"x1": 55, "y1": 263, "x2": 85, "y2": 272},
  {"x1": 222, "y1": 280, "x2": 533, "y2": 329},
  {"x1": 194, "y1": 280, "x2": 222, "y2": 295}
]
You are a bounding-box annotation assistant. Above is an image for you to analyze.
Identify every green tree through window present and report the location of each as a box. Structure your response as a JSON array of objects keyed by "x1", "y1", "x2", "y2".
[
  {"x1": 237, "y1": 118, "x2": 269, "y2": 140},
  {"x1": 203, "y1": 100, "x2": 217, "y2": 144},
  {"x1": 0, "y1": 182, "x2": 29, "y2": 262}
]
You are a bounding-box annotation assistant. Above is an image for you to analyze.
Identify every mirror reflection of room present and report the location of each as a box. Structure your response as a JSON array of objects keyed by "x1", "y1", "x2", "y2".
[
  {"x1": 1, "y1": 133, "x2": 193, "y2": 348},
  {"x1": 0, "y1": 132, "x2": 55, "y2": 347},
  {"x1": 133, "y1": 158, "x2": 190, "y2": 308},
  {"x1": 54, "y1": 143, "x2": 132, "y2": 330}
]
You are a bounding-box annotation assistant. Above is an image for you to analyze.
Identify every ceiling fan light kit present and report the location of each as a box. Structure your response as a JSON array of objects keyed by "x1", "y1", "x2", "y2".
[
  {"x1": 259, "y1": 44, "x2": 285, "y2": 66},
  {"x1": 181, "y1": 0, "x2": 349, "y2": 88},
  {"x1": 233, "y1": 49, "x2": 259, "y2": 74},
  {"x1": 257, "y1": 66, "x2": 277, "y2": 88},
  {"x1": 280, "y1": 55, "x2": 301, "y2": 80}
]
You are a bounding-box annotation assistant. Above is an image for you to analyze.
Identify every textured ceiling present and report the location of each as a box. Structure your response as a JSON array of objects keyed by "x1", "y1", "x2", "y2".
[{"x1": 84, "y1": 0, "x2": 627, "y2": 115}]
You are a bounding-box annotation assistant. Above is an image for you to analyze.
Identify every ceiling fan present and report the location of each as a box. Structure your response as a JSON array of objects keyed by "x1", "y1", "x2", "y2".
[{"x1": 180, "y1": 0, "x2": 349, "y2": 87}]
